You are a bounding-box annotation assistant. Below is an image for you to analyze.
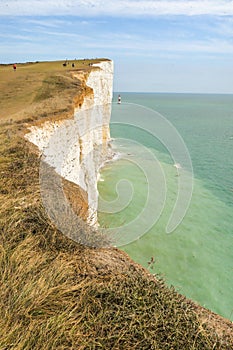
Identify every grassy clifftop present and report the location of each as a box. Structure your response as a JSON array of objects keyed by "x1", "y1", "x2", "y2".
[{"x1": 0, "y1": 60, "x2": 232, "y2": 349}]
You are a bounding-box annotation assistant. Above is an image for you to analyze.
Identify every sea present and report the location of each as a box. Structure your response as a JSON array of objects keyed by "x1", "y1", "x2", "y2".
[{"x1": 97, "y1": 92, "x2": 233, "y2": 321}]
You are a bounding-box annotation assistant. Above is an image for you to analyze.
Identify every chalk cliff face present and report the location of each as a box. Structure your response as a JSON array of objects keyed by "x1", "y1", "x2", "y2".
[{"x1": 25, "y1": 60, "x2": 114, "y2": 225}]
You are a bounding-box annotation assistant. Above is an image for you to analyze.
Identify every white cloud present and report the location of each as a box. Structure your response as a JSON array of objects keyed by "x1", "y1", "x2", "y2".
[
  {"x1": 25, "y1": 19, "x2": 71, "y2": 28},
  {"x1": 0, "y1": 33, "x2": 36, "y2": 41},
  {"x1": 87, "y1": 36, "x2": 233, "y2": 55},
  {"x1": 1, "y1": 0, "x2": 233, "y2": 16}
]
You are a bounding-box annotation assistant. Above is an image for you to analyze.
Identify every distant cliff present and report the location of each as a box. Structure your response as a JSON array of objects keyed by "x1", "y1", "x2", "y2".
[{"x1": 25, "y1": 60, "x2": 114, "y2": 226}]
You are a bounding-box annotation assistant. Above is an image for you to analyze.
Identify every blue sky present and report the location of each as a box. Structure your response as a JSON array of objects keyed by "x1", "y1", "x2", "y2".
[{"x1": 1, "y1": 1, "x2": 233, "y2": 93}]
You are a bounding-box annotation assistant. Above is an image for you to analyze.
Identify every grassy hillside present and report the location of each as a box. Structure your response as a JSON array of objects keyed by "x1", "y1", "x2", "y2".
[
  {"x1": 0, "y1": 59, "x2": 103, "y2": 123},
  {"x1": 0, "y1": 60, "x2": 232, "y2": 349}
]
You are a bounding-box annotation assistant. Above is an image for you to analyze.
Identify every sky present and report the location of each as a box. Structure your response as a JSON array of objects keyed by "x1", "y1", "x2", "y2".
[{"x1": 1, "y1": 0, "x2": 233, "y2": 93}]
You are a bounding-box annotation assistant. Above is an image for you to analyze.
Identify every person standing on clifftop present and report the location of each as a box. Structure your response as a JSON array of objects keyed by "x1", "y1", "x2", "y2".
[{"x1": 118, "y1": 94, "x2": 121, "y2": 104}]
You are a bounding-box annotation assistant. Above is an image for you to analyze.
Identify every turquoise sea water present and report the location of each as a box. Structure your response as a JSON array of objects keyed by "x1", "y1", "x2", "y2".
[{"x1": 97, "y1": 93, "x2": 233, "y2": 321}]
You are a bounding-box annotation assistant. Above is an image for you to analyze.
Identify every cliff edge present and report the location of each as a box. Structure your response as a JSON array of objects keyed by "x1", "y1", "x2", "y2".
[{"x1": 25, "y1": 60, "x2": 113, "y2": 226}]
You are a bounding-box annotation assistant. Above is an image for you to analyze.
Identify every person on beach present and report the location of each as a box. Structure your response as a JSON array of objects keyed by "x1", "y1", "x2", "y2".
[
  {"x1": 13, "y1": 64, "x2": 16, "y2": 71},
  {"x1": 118, "y1": 94, "x2": 121, "y2": 104}
]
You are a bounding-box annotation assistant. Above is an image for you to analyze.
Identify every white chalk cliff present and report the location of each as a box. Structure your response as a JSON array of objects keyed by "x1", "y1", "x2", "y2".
[{"x1": 25, "y1": 60, "x2": 114, "y2": 225}]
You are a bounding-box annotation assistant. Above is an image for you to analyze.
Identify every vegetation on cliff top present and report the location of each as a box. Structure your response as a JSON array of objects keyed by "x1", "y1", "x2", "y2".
[{"x1": 0, "y1": 60, "x2": 232, "y2": 349}]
